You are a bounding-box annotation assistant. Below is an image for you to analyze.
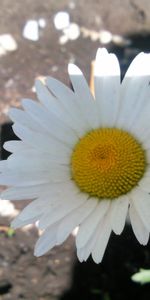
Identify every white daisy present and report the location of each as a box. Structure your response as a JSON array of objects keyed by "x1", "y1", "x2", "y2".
[{"x1": 0, "y1": 48, "x2": 150, "y2": 263}]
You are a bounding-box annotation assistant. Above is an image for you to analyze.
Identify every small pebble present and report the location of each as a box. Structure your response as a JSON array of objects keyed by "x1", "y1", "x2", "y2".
[
  {"x1": 63, "y1": 23, "x2": 80, "y2": 40},
  {"x1": 38, "y1": 18, "x2": 46, "y2": 29},
  {"x1": 0, "y1": 34, "x2": 18, "y2": 53},
  {"x1": 23, "y1": 20, "x2": 39, "y2": 41},
  {"x1": 54, "y1": 12, "x2": 70, "y2": 30},
  {"x1": 99, "y1": 30, "x2": 112, "y2": 44}
]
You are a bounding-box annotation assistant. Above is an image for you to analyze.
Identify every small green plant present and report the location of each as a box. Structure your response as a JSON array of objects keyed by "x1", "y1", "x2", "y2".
[
  {"x1": 90, "y1": 289, "x2": 111, "y2": 300},
  {"x1": 132, "y1": 269, "x2": 150, "y2": 284},
  {"x1": 7, "y1": 227, "x2": 15, "y2": 237}
]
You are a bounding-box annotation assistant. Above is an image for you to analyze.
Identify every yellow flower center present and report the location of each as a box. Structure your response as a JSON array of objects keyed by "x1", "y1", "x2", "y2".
[{"x1": 71, "y1": 128, "x2": 146, "y2": 199}]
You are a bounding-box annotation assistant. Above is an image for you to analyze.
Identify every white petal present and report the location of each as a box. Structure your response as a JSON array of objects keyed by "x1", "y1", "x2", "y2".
[
  {"x1": 77, "y1": 247, "x2": 85, "y2": 262},
  {"x1": 35, "y1": 79, "x2": 60, "y2": 112},
  {"x1": 124, "y1": 52, "x2": 150, "y2": 77},
  {"x1": 0, "y1": 172, "x2": 49, "y2": 186},
  {"x1": 111, "y1": 195, "x2": 129, "y2": 235},
  {"x1": 8, "y1": 145, "x2": 70, "y2": 165},
  {"x1": 76, "y1": 199, "x2": 110, "y2": 249},
  {"x1": 4, "y1": 142, "x2": 66, "y2": 166},
  {"x1": 14, "y1": 182, "x2": 78, "y2": 221},
  {"x1": 91, "y1": 212, "x2": 112, "y2": 263},
  {"x1": 145, "y1": 149, "x2": 150, "y2": 163},
  {"x1": 34, "y1": 223, "x2": 59, "y2": 256},
  {"x1": 129, "y1": 101, "x2": 150, "y2": 138},
  {"x1": 22, "y1": 99, "x2": 78, "y2": 146},
  {"x1": 4, "y1": 143, "x2": 70, "y2": 164},
  {"x1": 7, "y1": 152, "x2": 69, "y2": 172},
  {"x1": 46, "y1": 77, "x2": 90, "y2": 132},
  {"x1": 142, "y1": 137, "x2": 150, "y2": 150},
  {"x1": 129, "y1": 201, "x2": 149, "y2": 245},
  {"x1": 0, "y1": 160, "x2": 7, "y2": 172},
  {"x1": 57, "y1": 198, "x2": 98, "y2": 244},
  {"x1": 8, "y1": 108, "x2": 43, "y2": 133},
  {"x1": 94, "y1": 48, "x2": 120, "y2": 127},
  {"x1": 116, "y1": 53, "x2": 150, "y2": 131},
  {"x1": 139, "y1": 177, "x2": 150, "y2": 193},
  {"x1": 36, "y1": 80, "x2": 86, "y2": 137},
  {"x1": 77, "y1": 197, "x2": 127, "y2": 263},
  {"x1": 11, "y1": 216, "x2": 38, "y2": 229},
  {"x1": 0, "y1": 164, "x2": 70, "y2": 186},
  {"x1": 10, "y1": 181, "x2": 78, "y2": 221},
  {"x1": 131, "y1": 187, "x2": 150, "y2": 231},
  {"x1": 1, "y1": 184, "x2": 48, "y2": 200},
  {"x1": 68, "y1": 64, "x2": 99, "y2": 128},
  {"x1": 3, "y1": 141, "x2": 32, "y2": 153},
  {"x1": 14, "y1": 197, "x2": 52, "y2": 222},
  {"x1": 77, "y1": 222, "x2": 100, "y2": 262},
  {"x1": 39, "y1": 192, "x2": 87, "y2": 230},
  {"x1": 12, "y1": 123, "x2": 72, "y2": 151}
]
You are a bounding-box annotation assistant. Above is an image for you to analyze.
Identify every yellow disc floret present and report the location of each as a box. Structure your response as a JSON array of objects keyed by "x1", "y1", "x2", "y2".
[{"x1": 71, "y1": 128, "x2": 146, "y2": 199}]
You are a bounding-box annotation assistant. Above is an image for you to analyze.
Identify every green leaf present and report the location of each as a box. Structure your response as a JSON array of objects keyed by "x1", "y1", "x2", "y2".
[
  {"x1": 7, "y1": 228, "x2": 15, "y2": 237},
  {"x1": 90, "y1": 288, "x2": 101, "y2": 295},
  {"x1": 132, "y1": 269, "x2": 150, "y2": 284}
]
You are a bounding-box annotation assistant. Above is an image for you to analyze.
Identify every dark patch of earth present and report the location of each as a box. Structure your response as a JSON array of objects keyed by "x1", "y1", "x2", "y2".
[{"x1": 0, "y1": 215, "x2": 75, "y2": 300}]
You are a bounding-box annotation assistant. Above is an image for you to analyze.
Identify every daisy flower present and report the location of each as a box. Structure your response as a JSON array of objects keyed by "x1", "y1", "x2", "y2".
[{"x1": 0, "y1": 48, "x2": 150, "y2": 263}]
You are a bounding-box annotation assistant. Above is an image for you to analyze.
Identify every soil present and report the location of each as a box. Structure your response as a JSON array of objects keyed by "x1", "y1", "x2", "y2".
[{"x1": 1, "y1": 0, "x2": 150, "y2": 299}]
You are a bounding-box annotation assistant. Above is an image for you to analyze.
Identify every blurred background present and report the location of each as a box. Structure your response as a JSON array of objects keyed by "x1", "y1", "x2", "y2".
[{"x1": 1, "y1": 0, "x2": 150, "y2": 299}]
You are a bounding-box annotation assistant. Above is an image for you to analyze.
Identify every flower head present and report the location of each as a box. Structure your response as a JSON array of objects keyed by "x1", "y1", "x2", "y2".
[{"x1": 1, "y1": 48, "x2": 150, "y2": 263}]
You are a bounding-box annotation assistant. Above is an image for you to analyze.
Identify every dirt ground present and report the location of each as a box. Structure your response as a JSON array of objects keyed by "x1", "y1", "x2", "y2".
[{"x1": 1, "y1": 0, "x2": 150, "y2": 300}]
